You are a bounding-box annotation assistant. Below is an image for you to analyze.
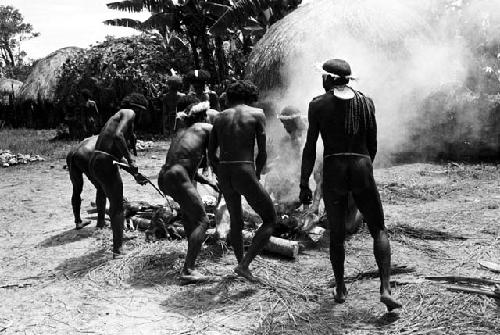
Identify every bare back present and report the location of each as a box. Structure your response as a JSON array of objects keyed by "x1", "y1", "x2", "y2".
[
  {"x1": 214, "y1": 105, "x2": 265, "y2": 162},
  {"x1": 164, "y1": 123, "x2": 212, "y2": 176},
  {"x1": 95, "y1": 109, "x2": 135, "y2": 161}
]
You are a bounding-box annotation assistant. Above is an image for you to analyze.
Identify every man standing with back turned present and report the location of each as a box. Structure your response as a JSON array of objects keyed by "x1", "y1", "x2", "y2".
[
  {"x1": 299, "y1": 59, "x2": 402, "y2": 311},
  {"x1": 208, "y1": 80, "x2": 277, "y2": 281}
]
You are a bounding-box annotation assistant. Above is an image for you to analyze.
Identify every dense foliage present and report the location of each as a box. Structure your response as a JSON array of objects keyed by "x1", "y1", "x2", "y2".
[
  {"x1": 105, "y1": 0, "x2": 301, "y2": 83},
  {"x1": 56, "y1": 34, "x2": 191, "y2": 101}
]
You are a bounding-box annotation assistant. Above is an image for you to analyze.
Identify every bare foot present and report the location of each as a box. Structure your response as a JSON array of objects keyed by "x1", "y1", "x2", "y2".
[
  {"x1": 380, "y1": 293, "x2": 402, "y2": 311},
  {"x1": 96, "y1": 221, "x2": 106, "y2": 228},
  {"x1": 75, "y1": 220, "x2": 91, "y2": 230},
  {"x1": 334, "y1": 286, "x2": 347, "y2": 303},
  {"x1": 180, "y1": 269, "x2": 211, "y2": 284},
  {"x1": 234, "y1": 265, "x2": 258, "y2": 282},
  {"x1": 112, "y1": 249, "x2": 126, "y2": 259}
]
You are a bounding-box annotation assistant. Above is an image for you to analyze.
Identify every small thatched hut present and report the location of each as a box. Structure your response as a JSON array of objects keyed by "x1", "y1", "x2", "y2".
[
  {"x1": 0, "y1": 78, "x2": 22, "y2": 97},
  {"x1": 16, "y1": 47, "x2": 82, "y2": 128},
  {"x1": 0, "y1": 78, "x2": 23, "y2": 125}
]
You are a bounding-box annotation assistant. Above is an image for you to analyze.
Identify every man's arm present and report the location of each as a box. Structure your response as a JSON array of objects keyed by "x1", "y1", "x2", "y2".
[
  {"x1": 254, "y1": 112, "x2": 267, "y2": 180},
  {"x1": 115, "y1": 111, "x2": 136, "y2": 168},
  {"x1": 366, "y1": 98, "x2": 377, "y2": 162},
  {"x1": 299, "y1": 102, "x2": 320, "y2": 204},
  {"x1": 207, "y1": 116, "x2": 220, "y2": 171}
]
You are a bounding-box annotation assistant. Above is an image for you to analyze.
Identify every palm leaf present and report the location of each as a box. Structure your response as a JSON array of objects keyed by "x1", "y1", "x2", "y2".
[
  {"x1": 209, "y1": 0, "x2": 271, "y2": 35},
  {"x1": 106, "y1": 1, "x2": 145, "y2": 12},
  {"x1": 142, "y1": 12, "x2": 180, "y2": 31},
  {"x1": 103, "y1": 18, "x2": 144, "y2": 29}
]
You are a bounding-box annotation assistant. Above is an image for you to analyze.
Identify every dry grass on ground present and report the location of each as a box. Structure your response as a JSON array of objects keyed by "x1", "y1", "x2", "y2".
[{"x1": 0, "y1": 140, "x2": 499, "y2": 334}]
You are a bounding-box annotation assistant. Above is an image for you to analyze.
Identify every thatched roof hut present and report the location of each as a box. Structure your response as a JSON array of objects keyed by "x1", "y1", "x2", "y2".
[
  {"x1": 17, "y1": 47, "x2": 82, "y2": 102},
  {"x1": 246, "y1": 0, "x2": 431, "y2": 91},
  {"x1": 0, "y1": 78, "x2": 23, "y2": 96}
]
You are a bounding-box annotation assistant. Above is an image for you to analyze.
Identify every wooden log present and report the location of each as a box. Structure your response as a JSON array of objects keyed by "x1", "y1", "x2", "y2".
[
  {"x1": 242, "y1": 230, "x2": 299, "y2": 259},
  {"x1": 426, "y1": 276, "x2": 500, "y2": 286},
  {"x1": 447, "y1": 285, "x2": 500, "y2": 298},
  {"x1": 478, "y1": 260, "x2": 500, "y2": 273},
  {"x1": 131, "y1": 217, "x2": 151, "y2": 231}
]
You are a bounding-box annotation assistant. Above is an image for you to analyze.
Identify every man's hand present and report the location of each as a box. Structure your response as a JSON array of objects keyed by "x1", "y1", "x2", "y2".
[
  {"x1": 128, "y1": 161, "x2": 139, "y2": 175},
  {"x1": 133, "y1": 172, "x2": 149, "y2": 185},
  {"x1": 299, "y1": 185, "x2": 313, "y2": 205}
]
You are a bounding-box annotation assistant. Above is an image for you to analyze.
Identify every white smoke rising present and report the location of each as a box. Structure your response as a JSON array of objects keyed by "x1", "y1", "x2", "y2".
[{"x1": 260, "y1": 0, "x2": 499, "y2": 165}]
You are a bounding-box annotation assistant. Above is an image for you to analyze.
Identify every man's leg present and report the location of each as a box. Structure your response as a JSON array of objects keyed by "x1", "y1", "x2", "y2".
[
  {"x1": 93, "y1": 157, "x2": 125, "y2": 257},
  {"x1": 235, "y1": 167, "x2": 276, "y2": 281},
  {"x1": 352, "y1": 184, "x2": 401, "y2": 311},
  {"x1": 225, "y1": 192, "x2": 244, "y2": 263},
  {"x1": 95, "y1": 186, "x2": 107, "y2": 228},
  {"x1": 160, "y1": 167, "x2": 209, "y2": 280},
  {"x1": 323, "y1": 189, "x2": 348, "y2": 302},
  {"x1": 178, "y1": 182, "x2": 209, "y2": 278},
  {"x1": 69, "y1": 160, "x2": 90, "y2": 229}
]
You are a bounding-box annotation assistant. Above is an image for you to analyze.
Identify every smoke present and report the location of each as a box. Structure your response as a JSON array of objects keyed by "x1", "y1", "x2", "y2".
[{"x1": 259, "y1": 0, "x2": 500, "y2": 166}]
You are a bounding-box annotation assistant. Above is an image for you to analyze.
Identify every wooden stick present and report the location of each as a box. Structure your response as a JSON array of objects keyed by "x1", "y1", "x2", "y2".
[
  {"x1": 345, "y1": 265, "x2": 416, "y2": 282},
  {"x1": 426, "y1": 276, "x2": 500, "y2": 286},
  {"x1": 447, "y1": 285, "x2": 500, "y2": 298},
  {"x1": 242, "y1": 230, "x2": 299, "y2": 259},
  {"x1": 478, "y1": 260, "x2": 500, "y2": 273}
]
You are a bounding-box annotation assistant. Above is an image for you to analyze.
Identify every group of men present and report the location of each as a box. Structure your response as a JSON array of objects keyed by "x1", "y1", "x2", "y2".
[{"x1": 67, "y1": 59, "x2": 402, "y2": 311}]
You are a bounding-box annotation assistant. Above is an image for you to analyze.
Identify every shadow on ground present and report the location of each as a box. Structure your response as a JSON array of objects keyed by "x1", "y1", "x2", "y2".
[
  {"x1": 54, "y1": 247, "x2": 110, "y2": 277},
  {"x1": 38, "y1": 227, "x2": 96, "y2": 247},
  {"x1": 162, "y1": 275, "x2": 258, "y2": 316}
]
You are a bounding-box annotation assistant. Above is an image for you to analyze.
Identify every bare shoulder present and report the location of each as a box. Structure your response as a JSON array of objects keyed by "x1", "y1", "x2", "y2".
[
  {"x1": 119, "y1": 108, "x2": 136, "y2": 119},
  {"x1": 249, "y1": 106, "x2": 265, "y2": 120},
  {"x1": 194, "y1": 122, "x2": 213, "y2": 133}
]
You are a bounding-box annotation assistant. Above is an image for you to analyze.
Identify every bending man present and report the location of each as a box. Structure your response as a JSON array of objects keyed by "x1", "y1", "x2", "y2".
[
  {"x1": 299, "y1": 59, "x2": 401, "y2": 311},
  {"x1": 208, "y1": 80, "x2": 277, "y2": 281},
  {"x1": 158, "y1": 101, "x2": 218, "y2": 282},
  {"x1": 89, "y1": 93, "x2": 147, "y2": 258},
  {"x1": 66, "y1": 135, "x2": 106, "y2": 230}
]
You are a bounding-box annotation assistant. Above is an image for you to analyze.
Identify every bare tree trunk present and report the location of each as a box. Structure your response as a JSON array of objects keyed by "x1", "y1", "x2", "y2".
[
  {"x1": 188, "y1": 35, "x2": 200, "y2": 68},
  {"x1": 215, "y1": 36, "x2": 227, "y2": 82}
]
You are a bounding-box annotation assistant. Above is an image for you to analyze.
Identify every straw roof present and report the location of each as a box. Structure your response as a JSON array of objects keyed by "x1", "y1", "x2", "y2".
[
  {"x1": 17, "y1": 47, "x2": 82, "y2": 102},
  {"x1": 0, "y1": 78, "x2": 23, "y2": 96},
  {"x1": 246, "y1": 0, "x2": 431, "y2": 91}
]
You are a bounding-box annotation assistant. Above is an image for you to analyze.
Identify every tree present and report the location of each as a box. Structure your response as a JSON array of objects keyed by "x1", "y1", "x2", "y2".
[
  {"x1": 104, "y1": 0, "x2": 300, "y2": 83},
  {"x1": 0, "y1": 5, "x2": 39, "y2": 67}
]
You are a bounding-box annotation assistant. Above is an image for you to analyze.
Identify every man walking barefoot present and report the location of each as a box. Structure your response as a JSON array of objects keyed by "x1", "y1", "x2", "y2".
[
  {"x1": 208, "y1": 80, "x2": 277, "y2": 281},
  {"x1": 299, "y1": 59, "x2": 402, "y2": 311}
]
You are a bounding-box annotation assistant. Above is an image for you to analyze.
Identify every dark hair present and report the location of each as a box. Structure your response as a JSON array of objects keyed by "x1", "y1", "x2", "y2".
[
  {"x1": 177, "y1": 95, "x2": 200, "y2": 112},
  {"x1": 322, "y1": 74, "x2": 349, "y2": 91},
  {"x1": 226, "y1": 80, "x2": 259, "y2": 104},
  {"x1": 120, "y1": 93, "x2": 148, "y2": 110}
]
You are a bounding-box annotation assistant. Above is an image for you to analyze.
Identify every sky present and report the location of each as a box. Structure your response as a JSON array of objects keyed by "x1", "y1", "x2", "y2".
[{"x1": 1, "y1": 0, "x2": 150, "y2": 60}]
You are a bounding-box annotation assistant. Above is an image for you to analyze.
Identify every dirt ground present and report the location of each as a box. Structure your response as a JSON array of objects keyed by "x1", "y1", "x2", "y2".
[{"x1": 1, "y1": 140, "x2": 499, "y2": 335}]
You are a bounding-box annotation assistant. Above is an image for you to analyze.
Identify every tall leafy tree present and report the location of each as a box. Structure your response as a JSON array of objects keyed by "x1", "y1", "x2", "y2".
[
  {"x1": 104, "y1": 0, "x2": 300, "y2": 83},
  {"x1": 0, "y1": 5, "x2": 39, "y2": 67}
]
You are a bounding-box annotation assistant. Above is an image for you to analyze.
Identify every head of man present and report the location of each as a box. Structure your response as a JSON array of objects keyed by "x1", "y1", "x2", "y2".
[
  {"x1": 322, "y1": 58, "x2": 352, "y2": 92},
  {"x1": 166, "y1": 76, "x2": 183, "y2": 92},
  {"x1": 278, "y1": 106, "x2": 305, "y2": 136},
  {"x1": 226, "y1": 80, "x2": 259, "y2": 106},
  {"x1": 187, "y1": 69, "x2": 211, "y2": 94}
]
